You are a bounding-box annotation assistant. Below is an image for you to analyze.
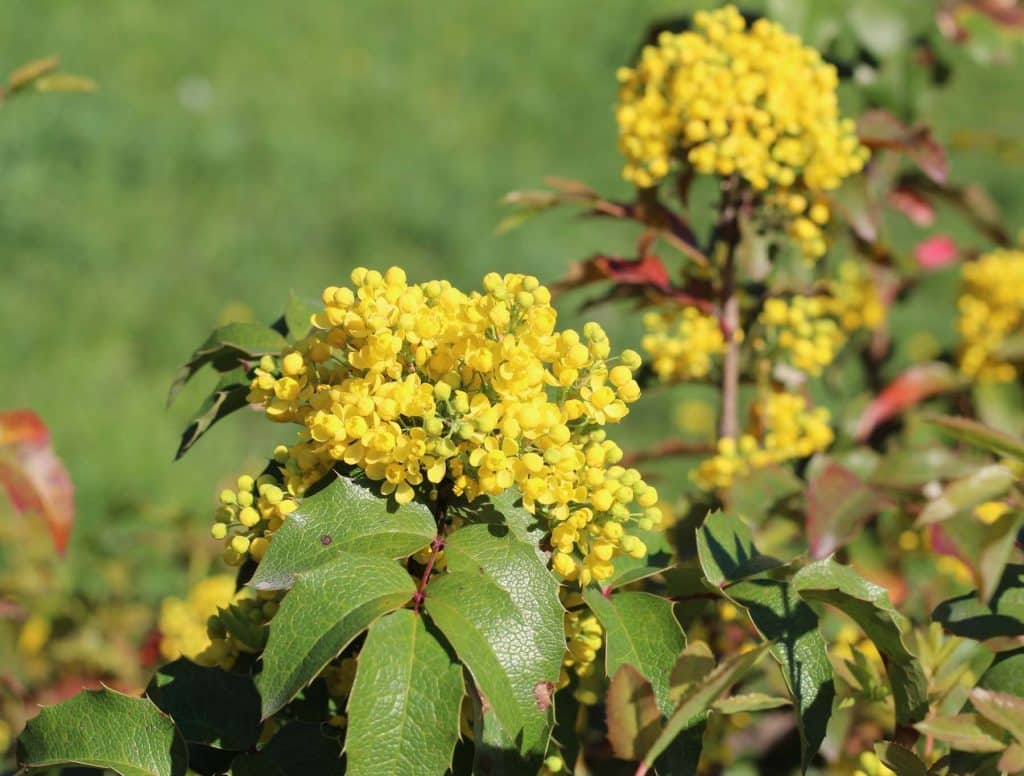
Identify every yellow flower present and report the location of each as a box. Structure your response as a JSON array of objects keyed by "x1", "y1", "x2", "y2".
[
  {"x1": 755, "y1": 295, "x2": 845, "y2": 376},
  {"x1": 642, "y1": 307, "x2": 728, "y2": 381},
  {"x1": 974, "y1": 500, "x2": 1009, "y2": 525},
  {"x1": 827, "y1": 261, "x2": 886, "y2": 332},
  {"x1": 958, "y1": 249, "x2": 1024, "y2": 382},
  {"x1": 158, "y1": 574, "x2": 238, "y2": 662},
  {"x1": 693, "y1": 388, "x2": 833, "y2": 490},
  {"x1": 245, "y1": 268, "x2": 659, "y2": 584},
  {"x1": 616, "y1": 5, "x2": 868, "y2": 194}
]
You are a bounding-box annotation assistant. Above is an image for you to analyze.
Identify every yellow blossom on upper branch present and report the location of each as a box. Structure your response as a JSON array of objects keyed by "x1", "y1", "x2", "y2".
[
  {"x1": 828, "y1": 260, "x2": 886, "y2": 333},
  {"x1": 246, "y1": 267, "x2": 661, "y2": 586},
  {"x1": 693, "y1": 388, "x2": 833, "y2": 489},
  {"x1": 958, "y1": 248, "x2": 1024, "y2": 382},
  {"x1": 641, "y1": 306, "x2": 730, "y2": 381},
  {"x1": 756, "y1": 295, "x2": 845, "y2": 376},
  {"x1": 615, "y1": 4, "x2": 868, "y2": 261}
]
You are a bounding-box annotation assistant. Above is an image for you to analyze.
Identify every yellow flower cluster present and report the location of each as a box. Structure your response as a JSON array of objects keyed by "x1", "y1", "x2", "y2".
[
  {"x1": 828, "y1": 260, "x2": 886, "y2": 333},
  {"x1": 767, "y1": 191, "x2": 832, "y2": 261},
  {"x1": 615, "y1": 4, "x2": 868, "y2": 191},
  {"x1": 211, "y1": 468, "x2": 298, "y2": 567},
  {"x1": 247, "y1": 267, "x2": 661, "y2": 585},
  {"x1": 157, "y1": 575, "x2": 237, "y2": 663},
  {"x1": 958, "y1": 249, "x2": 1024, "y2": 382},
  {"x1": 693, "y1": 389, "x2": 833, "y2": 489},
  {"x1": 641, "y1": 307, "x2": 729, "y2": 381},
  {"x1": 757, "y1": 296, "x2": 845, "y2": 376},
  {"x1": 560, "y1": 608, "x2": 603, "y2": 687}
]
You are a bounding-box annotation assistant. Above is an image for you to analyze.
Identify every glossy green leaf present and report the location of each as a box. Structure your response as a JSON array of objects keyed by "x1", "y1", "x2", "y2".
[
  {"x1": 915, "y1": 465, "x2": 1015, "y2": 527},
  {"x1": 696, "y1": 511, "x2": 779, "y2": 587},
  {"x1": 930, "y1": 415, "x2": 1024, "y2": 461},
  {"x1": 933, "y1": 564, "x2": 1024, "y2": 645},
  {"x1": 169, "y1": 322, "x2": 287, "y2": 405},
  {"x1": 914, "y1": 714, "x2": 1007, "y2": 753},
  {"x1": 874, "y1": 741, "x2": 928, "y2": 776},
  {"x1": 175, "y1": 369, "x2": 250, "y2": 459},
  {"x1": 713, "y1": 693, "x2": 792, "y2": 714},
  {"x1": 147, "y1": 658, "x2": 261, "y2": 751},
  {"x1": 793, "y1": 559, "x2": 928, "y2": 724},
  {"x1": 971, "y1": 688, "x2": 1024, "y2": 744},
  {"x1": 722, "y1": 567, "x2": 835, "y2": 771},
  {"x1": 605, "y1": 664, "x2": 661, "y2": 762},
  {"x1": 346, "y1": 610, "x2": 463, "y2": 776},
  {"x1": 639, "y1": 643, "x2": 771, "y2": 772},
  {"x1": 17, "y1": 688, "x2": 188, "y2": 776},
  {"x1": 980, "y1": 651, "x2": 1024, "y2": 697},
  {"x1": 250, "y1": 474, "x2": 436, "y2": 590},
  {"x1": 426, "y1": 523, "x2": 563, "y2": 757},
  {"x1": 584, "y1": 589, "x2": 685, "y2": 715},
  {"x1": 283, "y1": 293, "x2": 319, "y2": 341},
  {"x1": 257, "y1": 551, "x2": 415, "y2": 717}
]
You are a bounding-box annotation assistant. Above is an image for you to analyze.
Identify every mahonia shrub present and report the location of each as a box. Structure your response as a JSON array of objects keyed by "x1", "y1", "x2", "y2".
[{"x1": 13, "y1": 5, "x2": 1024, "y2": 776}]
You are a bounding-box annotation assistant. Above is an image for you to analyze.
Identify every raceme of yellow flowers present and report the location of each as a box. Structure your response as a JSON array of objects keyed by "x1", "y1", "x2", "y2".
[
  {"x1": 692, "y1": 388, "x2": 834, "y2": 490},
  {"x1": 246, "y1": 267, "x2": 662, "y2": 586},
  {"x1": 211, "y1": 468, "x2": 298, "y2": 567},
  {"x1": 958, "y1": 248, "x2": 1024, "y2": 382},
  {"x1": 615, "y1": 4, "x2": 869, "y2": 260},
  {"x1": 755, "y1": 295, "x2": 845, "y2": 377},
  {"x1": 641, "y1": 306, "x2": 729, "y2": 381},
  {"x1": 157, "y1": 574, "x2": 238, "y2": 663},
  {"x1": 828, "y1": 260, "x2": 886, "y2": 333}
]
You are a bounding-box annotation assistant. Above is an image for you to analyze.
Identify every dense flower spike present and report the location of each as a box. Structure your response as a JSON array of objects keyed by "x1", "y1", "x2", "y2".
[
  {"x1": 958, "y1": 248, "x2": 1024, "y2": 381},
  {"x1": 828, "y1": 260, "x2": 886, "y2": 333},
  {"x1": 616, "y1": 5, "x2": 868, "y2": 192},
  {"x1": 246, "y1": 267, "x2": 660, "y2": 584},
  {"x1": 560, "y1": 607, "x2": 603, "y2": 687},
  {"x1": 756, "y1": 295, "x2": 845, "y2": 376},
  {"x1": 157, "y1": 575, "x2": 238, "y2": 663},
  {"x1": 641, "y1": 307, "x2": 730, "y2": 381},
  {"x1": 693, "y1": 388, "x2": 833, "y2": 489}
]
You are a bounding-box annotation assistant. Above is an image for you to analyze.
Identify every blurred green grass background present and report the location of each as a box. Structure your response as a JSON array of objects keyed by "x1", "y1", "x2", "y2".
[{"x1": 3, "y1": 1, "x2": 1024, "y2": 597}]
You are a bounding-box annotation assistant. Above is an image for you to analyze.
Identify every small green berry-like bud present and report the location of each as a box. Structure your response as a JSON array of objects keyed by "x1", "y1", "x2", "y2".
[{"x1": 211, "y1": 523, "x2": 228, "y2": 540}]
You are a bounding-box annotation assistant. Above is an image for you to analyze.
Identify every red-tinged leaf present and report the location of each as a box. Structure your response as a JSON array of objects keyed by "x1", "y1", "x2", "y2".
[
  {"x1": 855, "y1": 363, "x2": 966, "y2": 441},
  {"x1": 552, "y1": 254, "x2": 714, "y2": 313},
  {"x1": 888, "y1": 187, "x2": 935, "y2": 227},
  {"x1": 806, "y1": 460, "x2": 888, "y2": 559},
  {"x1": 914, "y1": 234, "x2": 960, "y2": 269},
  {"x1": 858, "y1": 110, "x2": 949, "y2": 185},
  {"x1": 0, "y1": 410, "x2": 74, "y2": 553},
  {"x1": 606, "y1": 664, "x2": 661, "y2": 762}
]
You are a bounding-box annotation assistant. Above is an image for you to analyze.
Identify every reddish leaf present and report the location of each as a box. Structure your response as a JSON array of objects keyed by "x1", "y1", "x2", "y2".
[
  {"x1": 859, "y1": 110, "x2": 949, "y2": 185},
  {"x1": 806, "y1": 461, "x2": 888, "y2": 559},
  {"x1": 888, "y1": 187, "x2": 935, "y2": 227},
  {"x1": 914, "y1": 235, "x2": 960, "y2": 269},
  {"x1": 606, "y1": 664, "x2": 661, "y2": 761},
  {"x1": 552, "y1": 254, "x2": 714, "y2": 312},
  {"x1": 855, "y1": 363, "x2": 965, "y2": 441},
  {"x1": 0, "y1": 409, "x2": 75, "y2": 553}
]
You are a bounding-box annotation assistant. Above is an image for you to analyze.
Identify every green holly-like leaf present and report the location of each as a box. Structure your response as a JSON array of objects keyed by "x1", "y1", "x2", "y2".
[
  {"x1": 793, "y1": 559, "x2": 929, "y2": 725},
  {"x1": 257, "y1": 551, "x2": 416, "y2": 717},
  {"x1": 638, "y1": 642, "x2": 771, "y2": 772},
  {"x1": 249, "y1": 474, "x2": 436, "y2": 591},
  {"x1": 695, "y1": 511, "x2": 833, "y2": 771},
  {"x1": 175, "y1": 368, "x2": 250, "y2": 459},
  {"x1": 16, "y1": 688, "x2": 188, "y2": 776},
  {"x1": 720, "y1": 568, "x2": 835, "y2": 772},
  {"x1": 448, "y1": 489, "x2": 547, "y2": 557},
  {"x1": 713, "y1": 693, "x2": 791, "y2": 714},
  {"x1": 914, "y1": 713, "x2": 1007, "y2": 753},
  {"x1": 933, "y1": 564, "x2": 1024, "y2": 645},
  {"x1": 915, "y1": 464, "x2": 1015, "y2": 527},
  {"x1": 695, "y1": 511, "x2": 780, "y2": 587},
  {"x1": 930, "y1": 415, "x2": 1024, "y2": 461},
  {"x1": 169, "y1": 323, "x2": 287, "y2": 405},
  {"x1": 605, "y1": 664, "x2": 661, "y2": 762},
  {"x1": 584, "y1": 589, "x2": 685, "y2": 715},
  {"x1": 874, "y1": 741, "x2": 928, "y2": 776},
  {"x1": 147, "y1": 659, "x2": 261, "y2": 751},
  {"x1": 345, "y1": 609, "x2": 463, "y2": 776},
  {"x1": 971, "y1": 687, "x2": 1024, "y2": 745},
  {"x1": 228, "y1": 721, "x2": 343, "y2": 775},
  {"x1": 282, "y1": 293, "x2": 319, "y2": 341},
  {"x1": 425, "y1": 522, "x2": 563, "y2": 759}
]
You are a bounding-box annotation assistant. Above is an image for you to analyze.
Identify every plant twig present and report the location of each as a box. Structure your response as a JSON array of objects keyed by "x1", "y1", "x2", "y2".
[
  {"x1": 714, "y1": 180, "x2": 745, "y2": 441},
  {"x1": 412, "y1": 485, "x2": 450, "y2": 613}
]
